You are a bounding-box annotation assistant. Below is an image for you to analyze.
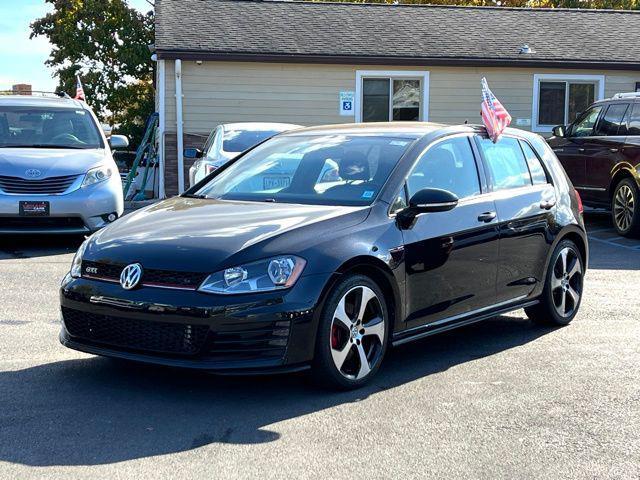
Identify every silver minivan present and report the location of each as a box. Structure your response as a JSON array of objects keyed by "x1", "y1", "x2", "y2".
[{"x1": 0, "y1": 95, "x2": 127, "y2": 234}]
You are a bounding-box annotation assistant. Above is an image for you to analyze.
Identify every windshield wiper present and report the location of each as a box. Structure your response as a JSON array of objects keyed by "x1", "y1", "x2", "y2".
[{"x1": 182, "y1": 193, "x2": 208, "y2": 199}]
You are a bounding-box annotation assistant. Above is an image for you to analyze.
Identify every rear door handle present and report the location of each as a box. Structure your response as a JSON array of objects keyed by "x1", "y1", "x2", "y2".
[
  {"x1": 540, "y1": 200, "x2": 556, "y2": 210},
  {"x1": 578, "y1": 148, "x2": 586, "y2": 153},
  {"x1": 609, "y1": 147, "x2": 619, "y2": 153},
  {"x1": 477, "y1": 211, "x2": 497, "y2": 223}
]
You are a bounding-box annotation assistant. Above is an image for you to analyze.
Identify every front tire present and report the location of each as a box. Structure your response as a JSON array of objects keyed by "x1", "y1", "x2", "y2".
[
  {"x1": 526, "y1": 239, "x2": 584, "y2": 326},
  {"x1": 612, "y1": 178, "x2": 640, "y2": 238},
  {"x1": 312, "y1": 274, "x2": 389, "y2": 390}
]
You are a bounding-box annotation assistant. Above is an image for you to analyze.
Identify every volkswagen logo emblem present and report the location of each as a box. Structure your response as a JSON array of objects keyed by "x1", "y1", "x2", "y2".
[
  {"x1": 120, "y1": 263, "x2": 143, "y2": 290},
  {"x1": 25, "y1": 169, "x2": 42, "y2": 178}
]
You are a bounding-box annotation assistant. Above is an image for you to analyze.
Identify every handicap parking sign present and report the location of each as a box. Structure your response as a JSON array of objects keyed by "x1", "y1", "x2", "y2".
[{"x1": 339, "y1": 91, "x2": 355, "y2": 116}]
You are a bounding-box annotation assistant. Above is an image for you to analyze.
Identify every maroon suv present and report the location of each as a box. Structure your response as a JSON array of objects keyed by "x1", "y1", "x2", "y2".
[{"x1": 547, "y1": 93, "x2": 640, "y2": 237}]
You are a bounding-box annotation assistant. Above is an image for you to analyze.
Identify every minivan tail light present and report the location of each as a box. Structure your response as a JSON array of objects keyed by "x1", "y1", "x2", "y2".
[{"x1": 575, "y1": 189, "x2": 584, "y2": 214}]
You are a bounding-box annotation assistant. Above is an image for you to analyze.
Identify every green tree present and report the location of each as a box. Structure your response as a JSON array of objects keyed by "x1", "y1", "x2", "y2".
[{"x1": 31, "y1": 0, "x2": 155, "y2": 148}]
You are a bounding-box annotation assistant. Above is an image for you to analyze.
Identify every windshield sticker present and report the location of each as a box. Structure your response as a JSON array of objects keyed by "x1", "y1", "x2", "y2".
[
  {"x1": 362, "y1": 190, "x2": 375, "y2": 199},
  {"x1": 389, "y1": 140, "x2": 409, "y2": 146},
  {"x1": 75, "y1": 110, "x2": 86, "y2": 115}
]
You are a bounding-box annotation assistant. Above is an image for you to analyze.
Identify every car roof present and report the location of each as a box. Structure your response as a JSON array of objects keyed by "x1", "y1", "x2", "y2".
[
  {"x1": 282, "y1": 121, "x2": 448, "y2": 138},
  {"x1": 222, "y1": 122, "x2": 303, "y2": 132},
  {"x1": 0, "y1": 95, "x2": 87, "y2": 110}
]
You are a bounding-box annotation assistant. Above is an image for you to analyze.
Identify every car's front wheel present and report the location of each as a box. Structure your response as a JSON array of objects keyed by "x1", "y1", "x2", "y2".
[
  {"x1": 312, "y1": 274, "x2": 389, "y2": 389},
  {"x1": 612, "y1": 178, "x2": 640, "y2": 238}
]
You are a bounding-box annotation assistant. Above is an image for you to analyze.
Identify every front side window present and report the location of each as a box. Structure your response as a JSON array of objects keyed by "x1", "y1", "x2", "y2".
[
  {"x1": 594, "y1": 103, "x2": 629, "y2": 136},
  {"x1": 0, "y1": 106, "x2": 103, "y2": 149},
  {"x1": 194, "y1": 134, "x2": 416, "y2": 206},
  {"x1": 569, "y1": 106, "x2": 602, "y2": 138},
  {"x1": 536, "y1": 78, "x2": 599, "y2": 129},
  {"x1": 407, "y1": 136, "x2": 481, "y2": 199},
  {"x1": 477, "y1": 137, "x2": 532, "y2": 191},
  {"x1": 362, "y1": 77, "x2": 422, "y2": 122}
]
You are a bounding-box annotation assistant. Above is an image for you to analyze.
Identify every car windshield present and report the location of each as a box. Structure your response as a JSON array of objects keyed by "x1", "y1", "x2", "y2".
[
  {"x1": 0, "y1": 106, "x2": 103, "y2": 149},
  {"x1": 193, "y1": 134, "x2": 417, "y2": 206},
  {"x1": 222, "y1": 129, "x2": 282, "y2": 153}
]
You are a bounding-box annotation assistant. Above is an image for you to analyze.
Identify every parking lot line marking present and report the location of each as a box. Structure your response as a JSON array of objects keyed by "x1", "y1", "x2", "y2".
[
  {"x1": 588, "y1": 235, "x2": 640, "y2": 252},
  {"x1": 586, "y1": 228, "x2": 614, "y2": 235}
]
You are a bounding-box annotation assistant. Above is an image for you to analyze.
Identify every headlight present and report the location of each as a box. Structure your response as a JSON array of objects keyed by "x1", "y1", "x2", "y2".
[
  {"x1": 70, "y1": 239, "x2": 89, "y2": 278},
  {"x1": 198, "y1": 255, "x2": 306, "y2": 295},
  {"x1": 82, "y1": 165, "x2": 113, "y2": 187}
]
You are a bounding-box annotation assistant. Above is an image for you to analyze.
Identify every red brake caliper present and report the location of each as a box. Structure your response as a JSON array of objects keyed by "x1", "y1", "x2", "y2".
[{"x1": 331, "y1": 324, "x2": 340, "y2": 349}]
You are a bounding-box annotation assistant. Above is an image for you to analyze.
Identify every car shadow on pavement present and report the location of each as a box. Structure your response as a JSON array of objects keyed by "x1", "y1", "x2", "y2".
[
  {"x1": 0, "y1": 315, "x2": 555, "y2": 467},
  {"x1": 0, "y1": 235, "x2": 84, "y2": 259}
]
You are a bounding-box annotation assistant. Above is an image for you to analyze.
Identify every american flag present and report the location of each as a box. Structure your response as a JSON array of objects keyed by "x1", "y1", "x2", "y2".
[
  {"x1": 74, "y1": 75, "x2": 85, "y2": 101},
  {"x1": 481, "y1": 77, "x2": 511, "y2": 143}
]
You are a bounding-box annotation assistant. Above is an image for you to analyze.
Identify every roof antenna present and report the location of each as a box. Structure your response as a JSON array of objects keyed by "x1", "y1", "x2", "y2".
[{"x1": 464, "y1": 119, "x2": 468, "y2": 124}]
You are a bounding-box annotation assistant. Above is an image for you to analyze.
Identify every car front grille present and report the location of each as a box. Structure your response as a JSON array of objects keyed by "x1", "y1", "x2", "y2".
[
  {"x1": 61, "y1": 307, "x2": 210, "y2": 355},
  {"x1": 0, "y1": 216, "x2": 86, "y2": 230},
  {"x1": 81, "y1": 260, "x2": 207, "y2": 290},
  {"x1": 0, "y1": 174, "x2": 80, "y2": 194},
  {"x1": 207, "y1": 320, "x2": 291, "y2": 360}
]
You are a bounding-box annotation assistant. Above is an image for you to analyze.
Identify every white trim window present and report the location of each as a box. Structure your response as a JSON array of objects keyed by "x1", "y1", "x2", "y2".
[
  {"x1": 355, "y1": 70, "x2": 430, "y2": 123},
  {"x1": 532, "y1": 74, "x2": 605, "y2": 133}
]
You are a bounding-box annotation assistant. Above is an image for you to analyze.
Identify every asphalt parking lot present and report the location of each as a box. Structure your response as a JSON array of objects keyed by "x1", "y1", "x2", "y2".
[{"x1": 0, "y1": 212, "x2": 638, "y2": 479}]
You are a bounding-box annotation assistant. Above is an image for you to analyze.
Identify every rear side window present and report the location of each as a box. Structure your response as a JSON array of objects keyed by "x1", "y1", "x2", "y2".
[
  {"x1": 408, "y1": 136, "x2": 481, "y2": 200},
  {"x1": 594, "y1": 103, "x2": 629, "y2": 136},
  {"x1": 628, "y1": 104, "x2": 640, "y2": 136},
  {"x1": 476, "y1": 137, "x2": 532, "y2": 191},
  {"x1": 519, "y1": 141, "x2": 548, "y2": 185}
]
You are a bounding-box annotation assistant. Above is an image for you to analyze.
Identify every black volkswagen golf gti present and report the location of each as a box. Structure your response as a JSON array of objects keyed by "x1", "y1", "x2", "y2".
[{"x1": 60, "y1": 123, "x2": 587, "y2": 389}]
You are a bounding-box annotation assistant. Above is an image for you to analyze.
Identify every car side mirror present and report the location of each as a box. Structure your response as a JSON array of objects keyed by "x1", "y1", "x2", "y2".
[
  {"x1": 184, "y1": 148, "x2": 203, "y2": 159},
  {"x1": 397, "y1": 188, "x2": 459, "y2": 228},
  {"x1": 108, "y1": 135, "x2": 129, "y2": 150},
  {"x1": 552, "y1": 125, "x2": 566, "y2": 138}
]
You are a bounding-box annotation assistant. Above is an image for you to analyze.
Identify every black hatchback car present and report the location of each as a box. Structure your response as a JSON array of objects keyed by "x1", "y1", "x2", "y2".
[{"x1": 60, "y1": 123, "x2": 587, "y2": 389}]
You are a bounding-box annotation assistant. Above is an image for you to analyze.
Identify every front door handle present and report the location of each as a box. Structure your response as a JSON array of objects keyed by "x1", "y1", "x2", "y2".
[
  {"x1": 540, "y1": 200, "x2": 556, "y2": 210},
  {"x1": 609, "y1": 147, "x2": 619, "y2": 153},
  {"x1": 477, "y1": 211, "x2": 497, "y2": 223},
  {"x1": 578, "y1": 147, "x2": 586, "y2": 153}
]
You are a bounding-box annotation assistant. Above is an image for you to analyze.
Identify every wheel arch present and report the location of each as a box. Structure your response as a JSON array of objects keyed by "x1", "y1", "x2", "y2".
[{"x1": 609, "y1": 167, "x2": 638, "y2": 200}]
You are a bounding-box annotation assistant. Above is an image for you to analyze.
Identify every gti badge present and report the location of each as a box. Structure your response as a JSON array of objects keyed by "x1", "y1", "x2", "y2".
[
  {"x1": 25, "y1": 169, "x2": 42, "y2": 178},
  {"x1": 120, "y1": 263, "x2": 143, "y2": 290}
]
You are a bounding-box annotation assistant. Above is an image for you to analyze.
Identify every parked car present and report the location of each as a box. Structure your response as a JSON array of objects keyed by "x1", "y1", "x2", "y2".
[
  {"x1": 0, "y1": 95, "x2": 128, "y2": 234},
  {"x1": 186, "y1": 122, "x2": 302, "y2": 187},
  {"x1": 547, "y1": 92, "x2": 640, "y2": 237},
  {"x1": 60, "y1": 122, "x2": 587, "y2": 389}
]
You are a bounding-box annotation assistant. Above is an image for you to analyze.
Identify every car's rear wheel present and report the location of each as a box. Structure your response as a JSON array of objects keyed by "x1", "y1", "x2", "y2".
[
  {"x1": 312, "y1": 274, "x2": 388, "y2": 389},
  {"x1": 612, "y1": 178, "x2": 640, "y2": 238},
  {"x1": 525, "y1": 239, "x2": 584, "y2": 326}
]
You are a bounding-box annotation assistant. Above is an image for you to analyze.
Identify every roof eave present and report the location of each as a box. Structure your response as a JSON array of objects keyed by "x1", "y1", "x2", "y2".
[{"x1": 155, "y1": 50, "x2": 640, "y2": 71}]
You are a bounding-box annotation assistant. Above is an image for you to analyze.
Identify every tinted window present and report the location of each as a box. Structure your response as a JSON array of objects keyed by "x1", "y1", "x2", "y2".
[
  {"x1": 362, "y1": 78, "x2": 390, "y2": 122},
  {"x1": 408, "y1": 136, "x2": 480, "y2": 199},
  {"x1": 0, "y1": 106, "x2": 102, "y2": 149},
  {"x1": 628, "y1": 103, "x2": 640, "y2": 136},
  {"x1": 570, "y1": 106, "x2": 602, "y2": 137},
  {"x1": 519, "y1": 141, "x2": 548, "y2": 185},
  {"x1": 477, "y1": 137, "x2": 532, "y2": 191},
  {"x1": 195, "y1": 134, "x2": 416, "y2": 206},
  {"x1": 594, "y1": 103, "x2": 629, "y2": 136}
]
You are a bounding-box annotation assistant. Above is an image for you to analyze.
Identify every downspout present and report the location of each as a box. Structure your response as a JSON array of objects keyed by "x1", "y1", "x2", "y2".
[
  {"x1": 157, "y1": 58, "x2": 166, "y2": 199},
  {"x1": 175, "y1": 59, "x2": 185, "y2": 194}
]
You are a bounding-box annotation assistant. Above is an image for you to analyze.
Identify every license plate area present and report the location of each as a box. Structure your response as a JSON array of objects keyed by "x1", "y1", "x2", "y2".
[
  {"x1": 19, "y1": 201, "x2": 50, "y2": 216},
  {"x1": 263, "y1": 176, "x2": 290, "y2": 190}
]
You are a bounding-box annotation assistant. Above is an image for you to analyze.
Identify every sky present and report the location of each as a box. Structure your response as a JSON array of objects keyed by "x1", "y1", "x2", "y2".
[{"x1": 0, "y1": 0, "x2": 151, "y2": 92}]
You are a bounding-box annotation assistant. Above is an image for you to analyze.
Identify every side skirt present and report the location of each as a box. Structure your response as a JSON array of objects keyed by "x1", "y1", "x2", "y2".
[{"x1": 391, "y1": 298, "x2": 540, "y2": 347}]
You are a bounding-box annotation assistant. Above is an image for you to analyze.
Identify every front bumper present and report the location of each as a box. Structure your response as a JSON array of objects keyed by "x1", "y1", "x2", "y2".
[
  {"x1": 0, "y1": 175, "x2": 123, "y2": 234},
  {"x1": 59, "y1": 272, "x2": 331, "y2": 372}
]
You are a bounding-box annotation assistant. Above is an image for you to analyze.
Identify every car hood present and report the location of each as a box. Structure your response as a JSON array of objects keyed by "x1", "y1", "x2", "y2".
[
  {"x1": 87, "y1": 197, "x2": 370, "y2": 272},
  {"x1": 0, "y1": 148, "x2": 106, "y2": 178}
]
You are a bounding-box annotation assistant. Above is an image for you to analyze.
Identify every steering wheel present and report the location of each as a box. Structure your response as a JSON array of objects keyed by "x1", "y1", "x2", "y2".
[{"x1": 49, "y1": 133, "x2": 83, "y2": 145}]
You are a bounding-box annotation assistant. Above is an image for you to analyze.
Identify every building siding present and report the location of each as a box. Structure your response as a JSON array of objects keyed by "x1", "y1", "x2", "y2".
[{"x1": 160, "y1": 61, "x2": 640, "y2": 195}]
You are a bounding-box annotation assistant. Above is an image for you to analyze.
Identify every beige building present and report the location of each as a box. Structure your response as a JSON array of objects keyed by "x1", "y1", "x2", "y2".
[{"x1": 154, "y1": 0, "x2": 640, "y2": 196}]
